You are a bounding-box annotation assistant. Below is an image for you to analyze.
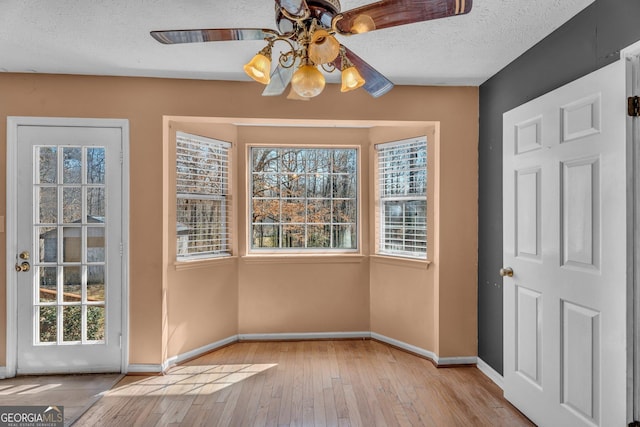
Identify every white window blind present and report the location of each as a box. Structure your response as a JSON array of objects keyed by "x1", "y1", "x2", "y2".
[
  {"x1": 376, "y1": 137, "x2": 427, "y2": 258},
  {"x1": 176, "y1": 131, "x2": 231, "y2": 259}
]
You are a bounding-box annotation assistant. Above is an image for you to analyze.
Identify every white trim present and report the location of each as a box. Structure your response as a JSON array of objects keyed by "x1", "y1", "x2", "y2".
[
  {"x1": 0, "y1": 366, "x2": 7, "y2": 379},
  {"x1": 624, "y1": 41, "x2": 640, "y2": 423},
  {"x1": 163, "y1": 335, "x2": 239, "y2": 370},
  {"x1": 5, "y1": 118, "x2": 18, "y2": 378},
  {"x1": 239, "y1": 331, "x2": 371, "y2": 341},
  {"x1": 5, "y1": 117, "x2": 130, "y2": 378},
  {"x1": 371, "y1": 332, "x2": 476, "y2": 366},
  {"x1": 127, "y1": 364, "x2": 165, "y2": 374},
  {"x1": 120, "y1": 120, "x2": 131, "y2": 375},
  {"x1": 477, "y1": 357, "x2": 505, "y2": 390}
]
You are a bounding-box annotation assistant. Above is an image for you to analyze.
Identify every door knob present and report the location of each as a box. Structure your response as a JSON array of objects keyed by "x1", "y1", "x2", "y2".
[
  {"x1": 499, "y1": 267, "x2": 514, "y2": 277},
  {"x1": 19, "y1": 251, "x2": 30, "y2": 260},
  {"x1": 15, "y1": 262, "x2": 30, "y2": 272}
]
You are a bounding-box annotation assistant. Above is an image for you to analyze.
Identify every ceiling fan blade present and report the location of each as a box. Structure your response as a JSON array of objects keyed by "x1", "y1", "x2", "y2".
[
  {"x1": 333, "y1": 47, "x2": 393, "y2": 98},
  {"x1": 275, "y1": 0, "x2": 310, "y2": 18},
  {"x1": 150, "y1": 28, "x2": 275, "y2": 44},
  {"x1": 334, "y1": 0, "x2": 472, "y2": 35},
  {"x1": 262, "y1": 61, "x2": 298, "y2": 96}
]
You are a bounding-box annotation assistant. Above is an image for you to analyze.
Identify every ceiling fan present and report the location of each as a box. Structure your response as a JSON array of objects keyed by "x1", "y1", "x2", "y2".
[{"x1": 151, "y1": 0, "x2": 473, "y2": 99}]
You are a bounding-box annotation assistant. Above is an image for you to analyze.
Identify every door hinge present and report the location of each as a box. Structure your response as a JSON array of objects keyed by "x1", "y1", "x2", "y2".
[
  {"x1": 119, "y1": 243, "x2": 124, "y2": 257},
  {"x1": 629, "y1": 96, "x2": 640, "y2": 117}
]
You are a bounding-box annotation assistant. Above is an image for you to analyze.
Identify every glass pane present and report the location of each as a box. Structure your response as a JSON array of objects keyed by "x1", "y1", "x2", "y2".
[
  {"x1": 252, "y1": 148, "x2": 279, "y2": 173},
  {"x1": 87, "y1": 226, "x2": 105, "y2": 262},
  {"x1": 306, "y1": 149, "x2": 331, "y2": 173},
  {"x1": 38, "y1": 187, "x2": 57, "y2": 224},
  {"x1": 63, "y1": 147, "x2": 82, "y2": 184},
  {"x1": 38, "y1": 227, "x2": 58, "y2": 262},
  {"x1": 281, "y1": 174, "x2": 305, "y2": 198},
  {"x1": 39, "y1": 267, "x2": 58, "y2": 302},
  {"x1": 252, "y1": 224, "x2": 279, "y2": 248},
  {"x1": 63, "y1": 227, "x2": 82, "y2": 262},
  {"x1": 62, "y1": 306, "x2": 82, "y2": 341},
  {"x1": 307, "y1": 200, "x2": 331, "y2": 224},
  {"x1": 38, "y1": 146, "x2": 58, "y2": 184},
  {"x1": 280, "y1": 149, "x2": 305, "y2": 173},
  {"x1": 282, "y1": 225, "x2": 304, "y2": 248},
  {"x1": 63, "y1": 266, "x2": 82, "y2": 302},
  {"x1": 87, "y1": 306, "x2": 105, "y2": 341},
  {"x1": 87, "y1": 187, "x2": 105, "y2": 218},
  {"x1": 333, "y1": 224, "x2": 356, "y2": 249},
  {"x1": 333, "y1": 200, "x2": 357, "y2": 223},
  {"x1": 252, "y1": 199, "x2": 280, "y2": 223},
  {"x1": 87, "y1": 265, "x2": 105, "y2": 302},
  {"x1": 307, "y1": 225, "x2": 330, "y2": 248},
  {"x1": 307, "y1": 174, "x2": 330, "y2": 198},
  {"x1": 333, "y1": 175, "x2": 357, "y2": 198},
  {"x1": 63, "y1": 187, "x2": 82, "y2": 223},
  {"x1": 281, "y1": 200, "x2": 305, "y2": 223},
  {"x1": 39, "y1": 306, "x2": 57, "y2": 343},
  {"x1": 333, "y1": 149, "x2": 357, "y2": 173},
  {"x1": 87, "y1": 147, "x2": 105, "y2": 184},
  {"x1": 252, "y1": 173, "x2": 279, "y2": 197}
]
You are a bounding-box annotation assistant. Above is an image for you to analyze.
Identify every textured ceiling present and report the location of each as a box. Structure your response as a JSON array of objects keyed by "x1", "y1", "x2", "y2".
[{"x1": 0, "y1": 0, "x2": 594, "y2": 86}]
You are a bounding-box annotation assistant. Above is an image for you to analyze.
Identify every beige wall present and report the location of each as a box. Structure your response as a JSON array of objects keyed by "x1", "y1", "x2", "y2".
[{"x1": 0, "y1": 73, "x2": 477, "y2": 367}]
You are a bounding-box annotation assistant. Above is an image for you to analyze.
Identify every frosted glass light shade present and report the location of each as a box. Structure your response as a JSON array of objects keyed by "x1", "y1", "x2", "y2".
[
  {"x1": 309, "y1": 30, "x2": 340, "y2": 64},
  {"x1": 341, "y1": 66, "x2": 365, "y2": 92},
  {"x1": 351, "y1": 14, "x2": 376, "y2": 34},
  {"x1": 243, "y1": 53, "x2": 271, "y2": 85},
  {"x1": 291, "y1": 65, "x2": 326, "y2": 98}
]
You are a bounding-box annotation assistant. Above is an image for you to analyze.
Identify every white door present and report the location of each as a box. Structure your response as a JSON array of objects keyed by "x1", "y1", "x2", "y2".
[
  {"x1": 503, "y1": 59, "x2": 628, "y2": 425},
  {"x1": 11, "y1": 119, "x2": 126, "y2": 374}
]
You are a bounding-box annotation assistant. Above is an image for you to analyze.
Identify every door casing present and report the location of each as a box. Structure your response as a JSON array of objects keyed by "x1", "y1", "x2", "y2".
[{"x1": 4, "y1": 116, "x2": 130, "y2": 378}]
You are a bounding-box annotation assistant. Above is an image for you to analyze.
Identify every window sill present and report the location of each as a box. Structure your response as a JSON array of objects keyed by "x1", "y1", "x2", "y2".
[
  {"x1": 173, "y1": 255, "x2": 238, "y2": 271},
  {"x1": 241, "y1": 254, "x2": 367, "y2": 265},
  {"x1": 370, "y1": 254, "x2": 431, "y2": 269}
]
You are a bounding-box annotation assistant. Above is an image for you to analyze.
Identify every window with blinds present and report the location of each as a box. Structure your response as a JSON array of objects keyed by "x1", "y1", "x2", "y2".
[
  {"x1": 376, "y1": 137, "x2": 427, "y2": 258},
  {"x1": 176, "y1": 132, "x2": 231, "y2": 260}
]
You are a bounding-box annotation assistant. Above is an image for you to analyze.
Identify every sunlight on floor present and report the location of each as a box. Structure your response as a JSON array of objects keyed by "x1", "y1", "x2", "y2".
[
  {"x1": 108, "y1": 363, "x2": 278, "y2": 398},
  {"x1": 0, "y1": 383, "x2": 62, "y2": 395}
]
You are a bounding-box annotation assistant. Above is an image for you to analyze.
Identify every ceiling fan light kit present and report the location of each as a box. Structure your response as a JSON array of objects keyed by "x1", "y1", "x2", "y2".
[{"x1": 151, "y1": 0, "x2": 472, "y2": 99}]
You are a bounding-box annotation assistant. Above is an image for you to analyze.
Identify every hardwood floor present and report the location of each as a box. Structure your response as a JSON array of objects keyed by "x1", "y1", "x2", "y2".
[
  {"x1": 0, "y1": 373, "x2": 122, "y2": 426},
  {"x1": 77, "y1": 340, "x2": 534, "y2": 426}
]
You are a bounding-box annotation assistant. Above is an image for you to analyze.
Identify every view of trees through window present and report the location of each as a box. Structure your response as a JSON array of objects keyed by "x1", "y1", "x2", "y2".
[
  {"x1": 36, "y1": 145, "x2": 106, "y2": 343},
  {"x1": 251, "y1": 147, "x2": 358, "y2": 250}
]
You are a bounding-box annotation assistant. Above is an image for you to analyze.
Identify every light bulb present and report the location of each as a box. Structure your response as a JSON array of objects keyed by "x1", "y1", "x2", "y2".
[
  {"x1": 243, "y1": 53, "x2": 271, "y2": 85},
  {"x1": 309, "y1": 29, "x2": 340, "y2": 64},
  {"x1": 341, "y1": 66, "x2": 365, "y2": 92},
  {"x1": 291, "y1": 65, "x2": 326, "y2": 98}
]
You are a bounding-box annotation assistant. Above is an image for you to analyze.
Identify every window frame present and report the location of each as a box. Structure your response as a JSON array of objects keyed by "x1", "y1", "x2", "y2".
[
  {"x1": 175, "y1": 131, "x2": 232, "y2": 261},
  {"x1": 375, "y1": 136, "x2": 428, "y2": 260},
  {"x1": 248, "y1": 144, "x2": 360, "y2": 254}
]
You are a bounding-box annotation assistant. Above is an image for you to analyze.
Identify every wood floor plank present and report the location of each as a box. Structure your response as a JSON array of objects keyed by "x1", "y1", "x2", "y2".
[{"x1": 75, "y1": 340, "x2": 534, "y2": 427}]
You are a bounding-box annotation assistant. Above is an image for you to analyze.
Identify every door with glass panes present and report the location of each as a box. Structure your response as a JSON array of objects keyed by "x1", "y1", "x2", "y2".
[{"x1": 14, "y1": 121, "x2": 124, "y2": 374}]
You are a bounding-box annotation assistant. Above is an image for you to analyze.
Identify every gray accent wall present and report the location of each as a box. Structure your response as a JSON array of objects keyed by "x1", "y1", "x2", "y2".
[{"x1": 478, "y1": 0, "x2": 640, "y2": 374}]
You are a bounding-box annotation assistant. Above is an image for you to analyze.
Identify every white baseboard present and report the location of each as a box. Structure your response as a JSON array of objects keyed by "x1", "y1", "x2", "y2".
[
  {"x1": 0, "y1": 366, "x2": 7, "y2": 379},
  {"x1": 476, "y1": 357, "x2": 504, "y2": 389},
  {"x1": 126, "y1": 364, "x2": 165, "y2": 374},
  {"x1": 238, "y1": 331, "x2": 371, "y2": 341},
  {"x1": 164, "y1": 335, "x2": 239, "y2": 369},
  {"x1": 125, "y1": 332, "x2": 481, "y2": 374},
  {"x1": 127, "y1": 335, "x2": 239, "y2": 374},
  {"x1": 371, "y1": 332, "x2": 477, "y2": 366}
]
